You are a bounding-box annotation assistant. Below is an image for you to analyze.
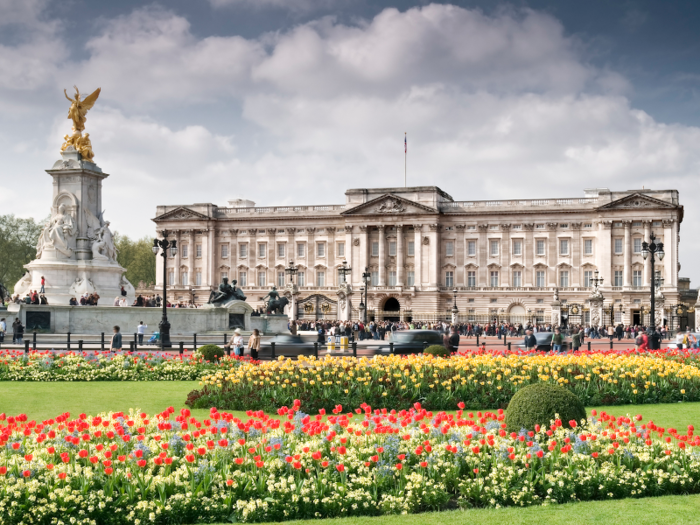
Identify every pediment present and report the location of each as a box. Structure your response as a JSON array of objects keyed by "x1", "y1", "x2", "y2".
[
  {"x1": 341, "y1": 193, "x2": 439, "y2": 216},
  {"x1": 597, "y1": 193, "x2": 678, "y2": 211},
  {"x1": 154, "y1": 207, "x2": 210, "y2": 221}
]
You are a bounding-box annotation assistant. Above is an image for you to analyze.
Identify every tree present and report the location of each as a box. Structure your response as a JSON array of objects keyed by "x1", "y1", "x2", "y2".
[
  {"x1": 0, "y1": 214, "x2": 44, "y2": 293},
  {"x1": 114, "y1": 234, "x2": 156, "y2": 288}
]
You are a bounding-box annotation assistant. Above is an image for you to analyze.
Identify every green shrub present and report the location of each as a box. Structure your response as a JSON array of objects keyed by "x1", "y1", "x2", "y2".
[
  {"x1": 197, "y1": 344, "x2": 224, "y2": 363},
  {"x1": 505, "y1": 383, "x2": 586, "y2": 432},
  {"x1": 423, "y1": 345, "x2": 450, "y2": 357}
]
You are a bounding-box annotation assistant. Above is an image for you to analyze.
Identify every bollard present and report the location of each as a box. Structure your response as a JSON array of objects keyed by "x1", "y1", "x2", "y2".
[
  {"x1": 423, "y1": 341, "x2": 428, "y2": 353},
  {"x1": 100, "y1": 332, "x2": 105, "y2": 352},
  {"x1": 352, "y1": 341, "x2": 357, "y2": 358},
  {"x1": 224, "y1": 333, "x2": 228, "y2": 346},
  {"x1": 270, "y1": 341, "x2": 276, "y2": 360},
  {"x1": 130, "y1": 341, "x2": 135, "y2": 352},
  {"x1": 79, "y1": 340, "x2": 83, "y2": 351},
  {"x1": 588, "y1": 341, "x2": 592, "y2": 351},
  {"x1": 179, "y1": 341, "x2": 184, "y2": 356},
  {"x1": 32, "y1": 331, "x2": 37, "y2": 351},
  {"x1": 503, "y1": 333, "x2": 507, "y2": 347},
  {"x1": 225, "y1": 345, "x2": 231, "y2": 357},
  {"x1": 476, "y1": 334, "x2": 479, "y2": 346},
  {"x1": 610, "y1": 338, "x2": 614, "y2": 350},
  {"x1": 508, "y1": 342, "x2": 511, "y2": 351},
  {"x1": 193, "y1": 333, "x2": 197, "y2": 351},
  {"x1": 67, "y1": 332, "x2": 71, "y2": 351},
  {"x1": 390, "y1": 342, "x2": 394, "y2": 355},
  {"x1": 314, "y1": 342, "x2": 319, "y2": 359},
  {"x1": 24, "y1": 340, "x2": 30, "y2": 354},
  {"x1": 133, "y1": 333, "x2": 137, "y2": 347}
]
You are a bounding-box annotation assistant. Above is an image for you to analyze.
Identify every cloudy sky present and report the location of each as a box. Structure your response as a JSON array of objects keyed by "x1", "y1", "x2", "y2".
[{"x1": 1, "y1": 0, "x2": 699, "y2": 284}]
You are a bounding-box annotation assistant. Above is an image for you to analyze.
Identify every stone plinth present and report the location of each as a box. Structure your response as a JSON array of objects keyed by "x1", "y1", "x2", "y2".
[{"x1": 250, "y1": 314, "x2": 290, "y2": 335}]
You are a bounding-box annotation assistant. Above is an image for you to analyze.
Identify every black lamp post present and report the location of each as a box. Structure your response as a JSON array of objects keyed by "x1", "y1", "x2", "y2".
[
  {"x1": 338, "y1": 260, "x2": 352, "y2": 284},
  {"x1": 590, "y1": 269, "x2": 604, "y2": 291},
  {"x1": 152, "y1": 231, "x2": 176, "y2": 349},
  {"x1": 360, "y1": 267, "x2": 371, "y2": 323},
  {"x1": 641, "y1": 232, "x2": 665, "y2": 347},
  {"x1": 285, "y1": 260, "x2": 298, "y2": 284}
]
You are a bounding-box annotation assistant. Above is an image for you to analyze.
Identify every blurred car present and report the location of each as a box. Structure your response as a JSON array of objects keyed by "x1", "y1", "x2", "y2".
[
  {"x1": 672, "y1": 332, "x2": 700, "y2": 350},
  {"x1": 259, "y1": 334, "x2": 313, "y2": 357},
  {"x1": 516, "y1": 332, "x2": 570, "y2": 352},
  {"x1": 376, "y1": 330, "x2": 445, "y2": 354}
]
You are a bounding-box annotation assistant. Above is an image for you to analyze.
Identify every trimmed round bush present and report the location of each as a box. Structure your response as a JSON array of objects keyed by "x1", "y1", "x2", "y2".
[
  {"x1": 423, "y1": 345, "x2": 450, "y2": 357},
  {"x1": 505, "y1": 383, "x2": 586, "y2": 432},
  {"x1": 197, "y1": 344, "x2": 224, "y2": 363}
]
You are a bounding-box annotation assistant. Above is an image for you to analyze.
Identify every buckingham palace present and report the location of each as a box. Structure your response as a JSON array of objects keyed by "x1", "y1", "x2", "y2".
[{"x1": 152, "y1": 185, "x2": 690, "y2": 328}]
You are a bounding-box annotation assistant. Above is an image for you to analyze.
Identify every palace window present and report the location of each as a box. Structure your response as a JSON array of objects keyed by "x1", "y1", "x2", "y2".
[
  {"x1": 297, "y1": 243, "x2": 305, "y2": 258},
  {"x1": 371, "y1": 271, "x2": 379, "y2": 286},
  {"x1": 221, "y1": 244, "x2": 228, "y2": 258},
  {"x1": 584, "y1": 239, "x2": 593, "y2": 255},
  {"x1": 220, "y1": 272, "x2": 227, "y2": 282},
  {"x1": 167, "y1": 271, "x2": 174, "y2": 285},
  {"x1": 559, "y1": 270, "x2": 569, "y2": 287},
  {"x1": 535, "y1": 270, "x2": 545, "y2": 288},
  {"x1": 512, "y1": 271, "x2": 522, "y2": 287},
  {"x1": 196, "y1": 244, "x2": 202, "y2": 258},
  {"x1": 535, "y1": 224, "x2": 545, "y2": 229},
  {"x1": 490, "y1": 240, "x2": 499, "y2": 256},
  {"x1": 239, "y1": 271, "x2": 247, "y2": 286},
  {"x1": 239, "y1": 244, "x2": 247, "y2": 258},
  {"x1": 258, "y1": 243, "x2": 266, "y2": 258},
  {"x1": 467, "y1": 240, "x2": 476, "y2": 256},
  {"x1": 388, "y1": 271, "x2": 397, "y2": 286},
  {"x1": 614, "y1": 238, "x2": 623, "y2": 254},
  {"x1": 633, "y1": 270, "x2": 642, "y2": 287},
  {"x1": 445, "y1": 241, "x2": 454, "y2": 256},
  {"x1": 584, "y1": 270, "x2": 593, "y2": 287},
  {"x1": 614, "y1": 270, "x2": 623, "y2": 286},
  {"x1": 337, "y1": 242, "x2": 345, "y2": 257},
  {"x1": 169, "y1": 246, "x2": 176, "y2": 258},
  {"x1": 181, "y1": 272, "x2": 188, "y2": 286},
  {"x1": 195, "y1": 272, "x2": 202, "y2": 286},
  {"x1": 490, "y1": 271, "x2": 499, "y2": 287},
  {"x1": 257, "y1": 271, "x2": 266, "y2": 287},
  {"x1": 407, "y1": 241, "x2": 415, "y2": 256},
  {"x1": 317, "y1": 242, "x2": 325, "y2": 257},
  {"x1": 389, "y1": 241, "x2": 397, "y2": 256},
  {"x1": 182, "y1": 245, "x2": 188, "y2": 258},
  {"x1": 560, "y1": 239, "x2": 569, "y2": 256},
  {"x1": 297, "y1": 272, "x2": 305, "y2": 287},
  {"x1": 633, "y1": 238, "x2": 642, "y2": 254},
  {"x1": 371, "y1": 242, "x2": 379, "y2": 256},
  {"x1": 277, "y1": 243, "x2": 285, "y2": 258},
  {"x1": 407, "y1": 271, "x2": 415, "y2": 286},
  {"x1": 512, "y1": 240, "x2": 522, "y2": 256},
  {"x1": 467, "y1": 225, "x2": 476, "y2": 231},
  {"x1": 536, "y1": 240, "x2": 545, "y2": 256},
  {"x1": 277, "y1": 271, "x2": 285, "y2": 287},
  {"x1": 467, "y1": 271, "x2": 476, "y2": 287},
  {"x1": 445, "y1": 271, "x2": 454, "y2": 287},
  {"x1": 316, "y1": 271, "x2": 325, "y2": 287}
]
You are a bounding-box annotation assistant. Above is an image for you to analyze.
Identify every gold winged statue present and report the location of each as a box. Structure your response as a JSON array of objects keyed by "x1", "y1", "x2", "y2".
[{"x1": 60, "y1": 86, "x2": 101, "y2": 160}]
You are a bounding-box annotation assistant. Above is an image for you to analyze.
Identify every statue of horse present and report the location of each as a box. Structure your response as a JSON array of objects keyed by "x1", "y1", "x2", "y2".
[{"x1": 266, "y1": 296, "x2": 289, "y2": 315}]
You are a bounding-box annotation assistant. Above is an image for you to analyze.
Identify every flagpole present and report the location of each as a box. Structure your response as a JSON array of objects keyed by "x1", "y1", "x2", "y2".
[{"x1": 404, "y1": 132, "x2": 407, "y2": 188}]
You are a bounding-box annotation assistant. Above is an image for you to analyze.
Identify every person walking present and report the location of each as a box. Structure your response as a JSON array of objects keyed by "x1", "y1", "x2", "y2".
[
  {"x1": 523, "y1": 329, "x2": 537, "y2": 351},
  {"x1": 552, "y1": 328, "x2": 563, "y2": 352},
  {"x1": 110, "y1": 326, "x2": 122, "y2": 352},
  {"x1": 571, "y1": 329, "x2": 581, "y2": 351},
  {"x1": 0, "y1": 317, "x2": 6, "y2": 344},
  {"x1": 136, "y1": 321, "x2": 147, "y2": 346},
  {"x1": 12, "y1": 318, "x2": 24, "y2": 345},
  {"x1": 224, "y1": 328, "x2": 244, "y2": 356},
  {"x1": 248, "y1": 328, "x2": 261, "y2": 359}
]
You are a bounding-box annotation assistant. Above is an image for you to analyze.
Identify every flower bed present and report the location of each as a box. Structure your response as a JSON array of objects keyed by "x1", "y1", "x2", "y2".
[
  {"x1": 188, "y1": 353, "x2": 700, "y2": 412},
  {"x1": 1, "y1": 403, "x2": 699, "y2": 524},
  {"x1": 0, "y1": 351, "x2": 253, "y2": 381}
]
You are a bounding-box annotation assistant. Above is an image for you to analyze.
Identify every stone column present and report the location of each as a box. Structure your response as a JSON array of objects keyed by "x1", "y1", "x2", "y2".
[
  {"x1": 524, "y1": 224, "x2": 534, "y2": 286},
  {"x1": 571, "y1": 222, "x2": 582, "y2": 287},
  {"x1": 456, "y1": 224, "x2": 465, "y2": 286},
  {"x1": 551, "y1": 298, "x2": 561, "y2": 327},
  {"x1": 597, "y1": 221, "x2": 613, "y2": 288},
  {"x1": 589, "y1": 297, "x2": 604, "y2": 328},
  {"x1": 307, "y1": 227, "x2": 316, "y2": 286},
  {"x1": 478, "y1": 224, "x2": 488, "y2": 286},
  {"x1": 428, "y1": 223, "x2": 439, "y2": 287},
  {"x1": 266, "y1": 228, "x2": 276, "y2": 287},
  {"x1": 414, "y1": 225, "x2": 423, "y2": 288},
  {"x1": 623, "y1": 220, "x2": 631, "y2": 288},
  {"x1": 208, "y1": 227, "x2": 216, "y2": 289},
  {"x1": 327, "y1": 227, "x2": 336, "y2": 287},
  {"x1": 643, "y1": 220, "x2": 651, "y2": 286},
  {"x1": 230, "y1": 229, "x2": 238, "y2": 284},
  {"x1": 396, "y1": 225, "x2": 404, "y2": 286},
  {"x1": 663, "y1": 219, "x2": 676, "y2": 288},
  {"x1": 377, "y1": 225, "x2": 386, "y2": 286},
  {"x1": 501, "y1": 224, "x2": 511, "y2": 287},
  {"x1": 546, "y1": 223, "x2": 558, "y2": 287},
  {"x1": 187, "y1": 230, "x2": 195, "y2": 286},
  {"x1": 359, "y1": 226, "x2": 369, "y2": 277},
  {"x1": 173, "y1": 230, "x2": 181, "y2": 288},
  {"x1": 344, "y1": 225, "x2": 354, "y2": 283}
]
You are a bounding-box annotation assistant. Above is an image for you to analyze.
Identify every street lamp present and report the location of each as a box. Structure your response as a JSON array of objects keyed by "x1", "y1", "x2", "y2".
[
  {"x1": 338, "y1": 260, "x2": 352, "y2": 284},
  {"x1": 451, "y1": 288, "x2": 458, "y2": 324},
  {"x1": 152, "y1": 231, "x2": 176, "y2": 349},
  {"x1": 285, "y1": 260, "x2": 298, "y2": 284},
  {"x1": 641, "y1": 232, "x2": 664, "y2": 347},
  {"x1": 360, "y1": 267, "x2": 371, "y2": 323},
  {"x1": 590, "y1": 269, "x2": 604, "y2": 291}
]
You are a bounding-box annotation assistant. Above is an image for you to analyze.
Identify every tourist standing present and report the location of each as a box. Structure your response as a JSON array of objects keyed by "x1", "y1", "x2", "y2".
[
  {"x1": 523, "y1": 330, "x2": 537, "y2": 351},
  {"x1": 0, "y1": 317, "x2": 5, "y2": 343},
  {"x1": 110, "y1": 326, "x2": 122, "y2": 352},
  {"x1": 224, "y1": 328, "x2": 244, "y2": 356},
  {"x1": 40, "y1": 276, "x2": 45, "y2": 293},
  {"x1": 12, "y1": 318, "x2": 24, "y2": 345},
  {"x1": 248, "y1": 329, "x2": 261, "y2": 359},
  {"x1": 552, "y1": 328, "x2": 563, "y2": 352},
  {"x1": 289, "y1": 320, "x2": 297, "y2": 336},
  {"x1": 136, "y1": 321, "x2": 147, "y2": 345}
]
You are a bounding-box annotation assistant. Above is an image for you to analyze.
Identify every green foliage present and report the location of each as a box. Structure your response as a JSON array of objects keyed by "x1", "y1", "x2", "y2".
[
  {"x1": 505, "y1": 383, "x2": 586, "y2": 432},
  {"x1": 197, "y1": 344, "x2": 224, "y2": 362},
  {"x1": 114, "y1": 234, "x2": 157, "y2": 288},
  {"x1": 0, "y1": 214, "x2": 45, "y2": 294},
  {"x1": 423, "y1": 345, "x2": 450, "y2": 357}
]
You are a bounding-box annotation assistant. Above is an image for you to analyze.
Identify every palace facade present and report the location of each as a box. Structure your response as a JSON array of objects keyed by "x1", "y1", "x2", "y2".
[{"x1": 153, "y1": 186, "x2": 689, "y2": 328}]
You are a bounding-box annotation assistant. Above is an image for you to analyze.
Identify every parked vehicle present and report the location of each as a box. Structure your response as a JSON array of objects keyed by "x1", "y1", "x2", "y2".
[{"x1": 377, "y1": 330, "x2": 444, "y2": 354}]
